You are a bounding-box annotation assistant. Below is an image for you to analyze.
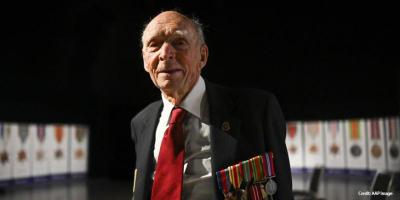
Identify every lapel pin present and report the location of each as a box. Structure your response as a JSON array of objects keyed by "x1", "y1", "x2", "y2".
[{"x1": 221, "y1": 121, "x2": 231, "y2": 132}]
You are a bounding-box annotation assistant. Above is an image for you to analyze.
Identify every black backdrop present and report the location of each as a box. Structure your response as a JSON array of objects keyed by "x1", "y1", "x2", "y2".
[{"x1": 1, "y1": 0, "x2": 398, "y2": 179}]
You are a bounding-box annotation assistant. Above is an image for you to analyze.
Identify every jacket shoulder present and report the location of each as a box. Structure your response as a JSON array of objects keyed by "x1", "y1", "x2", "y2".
[{"x1": 131, "y1": 100, "x2": 161, "y2": 125}]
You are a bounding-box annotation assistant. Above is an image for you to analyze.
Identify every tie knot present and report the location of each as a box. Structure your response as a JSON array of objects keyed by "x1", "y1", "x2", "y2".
[{"x1": 169, "y1": 107, "x2": 186, "y2": 124}]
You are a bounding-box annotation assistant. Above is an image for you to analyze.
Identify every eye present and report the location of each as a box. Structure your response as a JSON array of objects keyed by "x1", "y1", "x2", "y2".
[
  {"x1": 147, "y1": 41, "x2": 162, "y2": 52},
  {"x1": 172, "y1": 39, "x2": 188, "y2": 50}
]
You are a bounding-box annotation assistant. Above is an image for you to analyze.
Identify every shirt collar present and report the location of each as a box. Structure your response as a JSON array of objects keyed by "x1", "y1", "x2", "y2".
[{"x1": 161, "y1": 76, "x2": 206, "y2": 119}]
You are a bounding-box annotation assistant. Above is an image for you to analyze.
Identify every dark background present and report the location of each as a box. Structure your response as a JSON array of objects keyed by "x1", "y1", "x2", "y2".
[{"x1": 0, "y1": 0, "x2": 398, "y2": 180}]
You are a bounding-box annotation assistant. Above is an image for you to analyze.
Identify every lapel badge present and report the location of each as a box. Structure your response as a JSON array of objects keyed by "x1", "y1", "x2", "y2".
[{"x1": 221, "y1": 121, "x2": 231, "y2": 132}]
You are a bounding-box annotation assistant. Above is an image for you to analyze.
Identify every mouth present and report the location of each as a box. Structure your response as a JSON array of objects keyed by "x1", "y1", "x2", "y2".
[{"x1": 158, "y1": 69, "x2": 183, "y2": 75}]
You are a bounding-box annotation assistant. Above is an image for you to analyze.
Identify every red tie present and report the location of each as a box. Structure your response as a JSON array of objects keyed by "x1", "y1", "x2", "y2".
[{"x1": 151, "y1": 107, "x2": 186, "y2": 200}]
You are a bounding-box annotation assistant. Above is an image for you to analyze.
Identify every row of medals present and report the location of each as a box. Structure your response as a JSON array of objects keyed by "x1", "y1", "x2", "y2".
[
  {"x1": 0, "y1": 148, "x2": 85, "y2": 165},
  {"x1": 289, "y1": 143, "x2": 399, "y2": 159},
  {"x1": 223, "y1": 178, "x2": 277, "y2": 200}
]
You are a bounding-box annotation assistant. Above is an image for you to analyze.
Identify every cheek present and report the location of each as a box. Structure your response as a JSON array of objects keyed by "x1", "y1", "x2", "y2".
[{"x1": 144, "y1": 54, "x2": 158, "y2": 72}]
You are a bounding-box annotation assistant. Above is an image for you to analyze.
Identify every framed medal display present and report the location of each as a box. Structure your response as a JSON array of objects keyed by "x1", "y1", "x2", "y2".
[
  {"x1": 324, "y1": 120, "x2": 346, "y2": 171},
  {"x1": 345, "y1": 119, "x2": 368, "y2": 171},
  {"x1": 385, "y1": 117, "x2": 400, "y2": 172},
  {"x1": 285, "y1": 121, "x2": 304, "y2": 171},
  {"x1": 32, "y1": 124, "x2": 50, "y2": 180},
  {"x1": 68, "y1": 125, "x2": 89, "y2": 176},
  {"x1": 12, "y1": 124, "x2": 33, "y2": 181},
  {"x1": 366, "y1": 118, "x2": 386, "y2": 172},
  {"x1": 304, "y1": 121, "x2": 325, "y2": 169},
  {"x1": 48, "y1": 124, "x2": 69, "y2": 177},
  {"x1": 0, "y1": 123, "x2": 13, "y2": 183}
]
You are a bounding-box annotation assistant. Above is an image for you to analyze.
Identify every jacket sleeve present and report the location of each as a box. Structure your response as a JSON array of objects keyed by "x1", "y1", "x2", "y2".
[
  {"x1": 130, "y1": 118, "x2": 137, "y2": 200},
  {"x1": 263, "y1": 94, "x2": 294, "y2": 200}
]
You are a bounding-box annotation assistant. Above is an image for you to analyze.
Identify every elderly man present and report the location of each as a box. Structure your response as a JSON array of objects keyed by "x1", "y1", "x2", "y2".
[{"x1": 131, "y1": 11, "x2": 293, "y2": 200}]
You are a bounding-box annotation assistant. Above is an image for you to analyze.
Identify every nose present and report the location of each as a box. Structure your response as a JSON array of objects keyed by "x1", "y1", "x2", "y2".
[{"x1": 159, "y1": 42, "x2": 176, "y2": 61}]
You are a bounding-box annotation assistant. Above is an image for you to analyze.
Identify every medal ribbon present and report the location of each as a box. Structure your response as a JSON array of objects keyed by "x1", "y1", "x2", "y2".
[
  {"x1": 249, "y1": 185, "x2": 263, "y2": 200},
  {"x1": 216, "y1": 152, "x2": 276, "y2": 196},
  {"x1": 329, "y1": 121, "x2": 338, "y2": 140},
  {"x1": 18, "y1": 124, "x2": 29, "y2": 144},
  {"x1": 308, "y1": 123, "x2": 319, "y2": 139},
  {"x1": 350, "y1": 120, "x2": 360, "y2": 141},
  {"x1": 389, "y1": 118, "x2": 398, "y2": 141},
  {"x1": 242, "y1": 160, "x2": 250, "y2": 183},
  {"x1": 37, "y1": 125, "x2": 46, "y2": 143},
  {"x1": 263, "y1": 152, "x2": 276, "y2": 177},
  {"x1": 0, "y1": 123, "x2": 3, "y2": 140},
  {"x1": 55, "y1": 126, "x2": 64, "y2": 144},
  {"x1": 371, "y1": 119, "x2": 380, "y2": 140},
  {"x1": 216, "y1": 169, "x2": 231, "y2": 194},
  {"x1": 287, "y1": 122, "x2": 297, "y2": 139},
  {"x1": 229, "y1": 166, "x2": 240, "y2": 190}
]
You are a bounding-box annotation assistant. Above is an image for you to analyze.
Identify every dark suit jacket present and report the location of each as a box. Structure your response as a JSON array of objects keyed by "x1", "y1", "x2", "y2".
[{"x1": 131, "y1": 80, "x2": 293, "y2": 200}]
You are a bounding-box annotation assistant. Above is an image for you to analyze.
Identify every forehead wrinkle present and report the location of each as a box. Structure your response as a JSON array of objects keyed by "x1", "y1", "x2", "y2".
[
  {"x1": 143, "y1": 24, "x2": 192, "y2": 45},
  {"x1": 142, "y1": 12, "x2": 198, "y2": 45}
]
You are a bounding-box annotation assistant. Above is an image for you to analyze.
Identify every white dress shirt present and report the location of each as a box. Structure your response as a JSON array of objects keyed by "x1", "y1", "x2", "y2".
[{"x1": 153, "y1": 76, "x2": 217, "y2": 200}]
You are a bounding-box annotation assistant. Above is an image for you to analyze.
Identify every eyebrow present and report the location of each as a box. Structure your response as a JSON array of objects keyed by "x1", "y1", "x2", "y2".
[{"x1": 144, "y1": 29, "x2": 190, "y2": 46}]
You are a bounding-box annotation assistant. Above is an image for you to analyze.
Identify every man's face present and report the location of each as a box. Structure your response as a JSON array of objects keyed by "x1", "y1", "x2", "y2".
[{"x1": 141, "y1": 11, "x2": 208, "y2": 99}]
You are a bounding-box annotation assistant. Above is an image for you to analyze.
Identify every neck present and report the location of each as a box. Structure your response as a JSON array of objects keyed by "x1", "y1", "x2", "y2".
[
  {"x1": 161, "y1": 77, "x2": 199, "y2": 106},
  {"x1": 162, "y1": 91, "x2": 187, "y2": 105}
]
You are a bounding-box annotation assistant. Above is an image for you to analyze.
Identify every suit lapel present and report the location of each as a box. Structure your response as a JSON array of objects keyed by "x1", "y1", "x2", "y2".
[
  {"x1": 135, "y1": 101, "x2": 162, "y2": 200},
  {"x1": 205, "y1": 81, "x2": 241, "y2": 199}
]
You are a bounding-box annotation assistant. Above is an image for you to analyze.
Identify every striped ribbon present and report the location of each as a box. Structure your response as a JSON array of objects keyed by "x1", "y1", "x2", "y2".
[
  {"x1": 350, "y1": 120, "x2": 360, "y2": 141},
  {"x1": 0, "y1": 123, "x2": 3, "y2": 140},
  {"x1": 216, "y1": 168, "x2": 231, "y2": 194},
  {"x1": 216, "y1": 152, "x2": 276, "y2": 196},
  {"x1": 389, "y1": 118, "x2": 398, "y2": 141},
  {"x1": 249, "y1": 184, "x2": 263, "y2": 200},
  {"x1": 371, "y1": 119, "x2": 380, "y2": 140}
]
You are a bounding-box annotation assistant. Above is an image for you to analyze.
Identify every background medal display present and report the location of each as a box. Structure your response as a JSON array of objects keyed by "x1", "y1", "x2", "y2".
[
  {"x1": 390, "y1": 144, "x2": 399, "y2": 159},
  {"x1": 350, "y1": 145, "x2": 362, "y2": 157},
  {"x1": 329, "y1": 144, "x2": 339, "y2": 155},
  {"x1": 12, "y1": 124, "x2": 33, "y2": 180},
  {"x1": 17, "y1": 125, "x2": 29, "y2": 162},
  {"x1": 371, "y1": 144, "x2": 382, "y2": 158},
  {"x1": 48, "y1": 124, "x2": 68, "y2": 176},
  {"x1": 367, "y1": 119, "x2": 387, "y2": 172},
  {"x1": 285, "y1": 121, "x2": 304, "y2": 170},
  {"x1": 345, "y1": 119, "x2": 368, "y2": 171},
  {"x1": 55, "y1": 126, "x2": 64, "y2": 159},
  {"x1": 32, "y1": 124, "x2": 50, "y2": 179},
  {"x1": 0, "y1": 123, "x2": 10, "y2": 165},
  {"x1": 304, "y1": 121, "x2": 324, "y2": 169},
  {"x1": 69, "y1": 125, "x2": 89, "y2": 176},
  {"x1": 385, "y1": 117, "x2": 400, "y2": 172},
  {"x1": 0, "y1": 123, "x2": 13, "y2": 182}
]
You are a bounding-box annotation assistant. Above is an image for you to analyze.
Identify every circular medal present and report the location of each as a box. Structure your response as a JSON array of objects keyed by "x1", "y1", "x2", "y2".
[
  {"x1": 18, "y1": 150, "x2": 27, "y2": 162},
  {"x1": 55, "y1": 149, "x2": 63, "y2": 159},
  {"x1": 264, "y1": 179, "x2": 277, "y2": 195},
  {"x1": 390, "y1": 144, "x2": 399, "y2": 159},
  {"x1": 75, "y1": 148, "x2": 84, "y2": 159},
  {"x1": 224, "y1": 192, "x2": 234, "y2": 200},
  {"x1": 350, "y1": 145, "x2": 362, "y2": 157},
  {"x1": 0, "y1": 150, "x2": 9, "y2": 165},
  {"x1": 289, "y1": 144, "x2": 297, "y2": 154},
  {"x1": 239, "y1": 189, "x2": 248, "y2": 200},
  {"x1": 309, "y1": 144, "x2": 318, "y2": 154},
  {"x1": 330, "y1": 143, "x2": 339, "y2": 155},
  {"x1": 371, "y1": 144, "x2": 382, "y2": 158}
]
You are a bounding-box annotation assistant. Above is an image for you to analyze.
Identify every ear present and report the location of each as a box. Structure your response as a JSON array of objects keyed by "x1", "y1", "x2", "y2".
[{"x1": 199, "y1": 44, "x2": 209, "y2": 69}]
